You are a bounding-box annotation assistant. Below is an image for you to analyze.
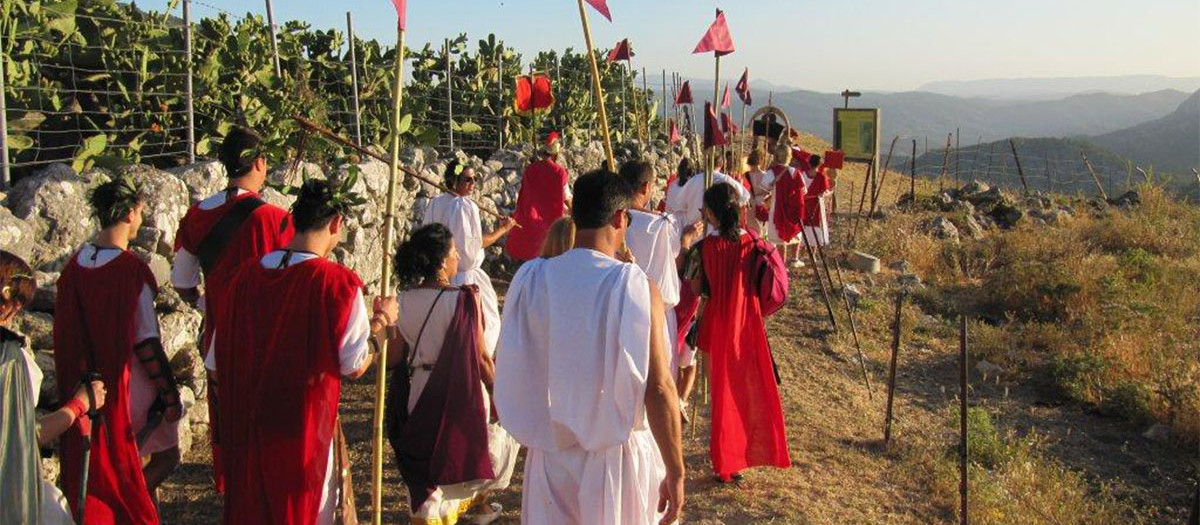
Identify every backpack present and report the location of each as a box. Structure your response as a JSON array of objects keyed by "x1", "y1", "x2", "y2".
[{"x1": 748, "y1": 230, "x2": 789, "y2": 316}]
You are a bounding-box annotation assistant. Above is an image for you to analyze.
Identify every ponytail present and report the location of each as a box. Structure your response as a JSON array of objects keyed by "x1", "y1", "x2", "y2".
[{"x1": 703, "y1": 183, "x2": 741, "y2": 242}]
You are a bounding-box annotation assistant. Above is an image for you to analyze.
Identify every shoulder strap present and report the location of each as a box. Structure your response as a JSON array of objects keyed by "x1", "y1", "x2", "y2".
[
  {"x1": 195, "y1": 196, "x2": 266, "y2": 275},
  {"x1": 405, "y1": 289, "x2": 449, "y2": 374}
]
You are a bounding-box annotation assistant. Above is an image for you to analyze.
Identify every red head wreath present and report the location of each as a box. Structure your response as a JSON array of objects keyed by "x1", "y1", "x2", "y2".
[{"x1": 542, "y1": 131, "x2": 562, "y2": 156}]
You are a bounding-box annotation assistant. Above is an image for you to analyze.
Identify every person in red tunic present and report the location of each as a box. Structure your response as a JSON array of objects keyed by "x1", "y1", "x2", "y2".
[
  {"x1": 504, "y1": 131, "x2": 571, "y2": 261},
  {"x1": 170, "y1": 127, "x2": 294, "y2": 492},
  {"x1": 801, "y1": 154, "x2": 834, "y2": 248},
  {"x1": 766, "y1": 145, "x2": 806, "y2": 268},
  {"x1": 212, "y1": 178, "x2": 396, "y2": 525},
  {"x1": 54, "y1": 177, "x2": 183, "y2": 524},
  {"x1": 688, "y1": 183, "x2": 790, "y2": 483}
]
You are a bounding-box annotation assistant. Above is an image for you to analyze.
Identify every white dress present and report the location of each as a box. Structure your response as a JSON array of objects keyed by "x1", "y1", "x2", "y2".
[
  {"x1": 422, "y1": 194, "x2": 503, "y2": 355},
  {"x1": 800, "y1": 171, "x2": 831, "y2": 247},
  {"x1": 397, "y1": 288, "x2": 520, "y2": 522},
  {"x1": 495, "y1": 249, "x2": 666, "y2": 525},
  {"x1": 626, "y1": 210, "x2": 682, "y2": 371}
]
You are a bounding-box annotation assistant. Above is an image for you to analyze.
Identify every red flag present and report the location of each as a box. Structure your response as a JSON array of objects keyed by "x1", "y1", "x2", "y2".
[
  {"x1": 736, "y1": 67, "x2": 752, "y2": 105},
  {"x1": 675, "y1": 81, "x2": 693, "y2": 105},
  {"x1": 514, "y1": 74, "x2": 555, "y2": 115},
  {"x1": 389, "y1": 0, "x2": 407, "y2": 30},
  {"x1": 585, "y1": 0, "x2": 612, "y2": 21},
  {"x1": 692, "y1": 9, "x2": 735, "y2": 57},
  {"x1": 824, "y1": 150, "x2": 845, "y2": 169},
  {"x1": 703, "y1": 102, "x2": 728, "y2": 148},
  {"x1": 606, "y1": 39, "x2": 633, "y2": 63},
  {"x1": 721, "y1": 83, "x2": 732, "y2": 108},
  {"x1": 669, "y1": 119, "x2": 681, "y2": 144},
  {"x1": 720, "y1": 111, "x2": 738, "y2": 135}
]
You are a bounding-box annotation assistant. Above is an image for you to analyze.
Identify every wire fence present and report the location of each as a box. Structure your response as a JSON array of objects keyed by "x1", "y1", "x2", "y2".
[{"x1": 0, "y1": 0, "x2": 664, "y2": 186}]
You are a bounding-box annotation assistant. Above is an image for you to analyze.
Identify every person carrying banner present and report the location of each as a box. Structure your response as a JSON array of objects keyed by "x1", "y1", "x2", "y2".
[
  {"x1": 505, "y1": 132, "x2": 572, "y2": 262},
  {"x1": 211, "y1": 178, "x2": 395, "y2": 525}
]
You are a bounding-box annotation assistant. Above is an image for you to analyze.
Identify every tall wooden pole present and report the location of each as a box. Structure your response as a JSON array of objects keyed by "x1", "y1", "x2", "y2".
[
  {"x1": 1081, "y1": 154, "x2": 1109, "y2": 201},
  {"x1": 959, "y1": 315, "x2": 970, "y2": 525},
  {"x1": 264, "y1": 0, "x2": 281, "y2": 77},
  {"x1": 909, "y1": 139, "x2": 916, "y2": 204},
  {"x1": 576, "y1": 0, "x2": 616, "y2": 169},
  {"x1": 707, "y1": 55, "x2": 721, "y2": 188},
  {"x1": 372, "y1": 25, "x2": 406, "y2": 525},
  {"x1": 884, "y1": 290, "x2": 905, "y2": 445}
]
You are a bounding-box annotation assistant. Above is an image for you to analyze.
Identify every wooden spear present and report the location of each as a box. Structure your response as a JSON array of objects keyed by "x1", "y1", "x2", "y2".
[
  {"x1": 576, "y1": 0, "x2": 617, "y2": 170},
  {"x1": 371, "y1": 24, "x2": 405, "y2": 524},
  {"x1": 293, "y1": 116, "x2": 515, "y2": 224}
]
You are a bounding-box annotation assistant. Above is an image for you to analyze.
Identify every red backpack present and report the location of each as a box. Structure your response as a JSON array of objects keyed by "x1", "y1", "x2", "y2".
[{"x1": 747, "y1": 230, "x2": 789, "y2": 316}]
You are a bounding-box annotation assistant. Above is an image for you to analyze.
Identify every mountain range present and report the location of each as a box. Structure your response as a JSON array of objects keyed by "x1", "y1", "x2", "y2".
[{"x1": 916, "y1": 75, "x2": 1200, "y2": 100}]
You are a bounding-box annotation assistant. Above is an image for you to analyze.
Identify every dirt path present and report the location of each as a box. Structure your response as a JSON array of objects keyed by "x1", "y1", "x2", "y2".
[{"x1": 157, "y1": 239, "x2": 1192, "y2": 524}]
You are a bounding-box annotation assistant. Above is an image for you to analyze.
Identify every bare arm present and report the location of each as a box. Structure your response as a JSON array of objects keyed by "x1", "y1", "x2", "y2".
[
  {"x1": 644, "y1": 284, "x2": 685, "y2": 525},
  {"x1": 37, "y1": 381, "x2": 105, "y2": 446},
  {"x1": 481, "y1": 217, "x2": 517, "y2": 249}
]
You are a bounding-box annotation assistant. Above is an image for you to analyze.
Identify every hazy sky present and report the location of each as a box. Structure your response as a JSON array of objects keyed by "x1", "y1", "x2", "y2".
[{"x1": 186, "y1": 0, "x2": 1200, "y2": 92}]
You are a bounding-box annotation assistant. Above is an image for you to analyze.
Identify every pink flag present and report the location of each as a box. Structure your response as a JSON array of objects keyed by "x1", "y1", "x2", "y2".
[
  {"x1": 692, "y1": 9, "x2": 735, "y2": 57},
  {"x1": 721, "y1": 83, "x2": 732, "y2": 108},
  {"x1": 606, "y1": 39, "x2": 634, "y2": 63},
  {"x1": 585, "y1": 0, "x2": 612, "y2": 21},
  {"x1": 736, "y1": 67, "x2": 752, "y2": 105},
  {"x1": 389, "y1": 0, "x2": 407, "y2": 30},
  {"x1": 669, "y1": 119, "x2": 681, "y2": 144}
]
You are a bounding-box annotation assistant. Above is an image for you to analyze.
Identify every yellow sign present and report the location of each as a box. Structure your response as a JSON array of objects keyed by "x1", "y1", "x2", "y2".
[{"x1": 833, "y1": 108, "x2": 880, "y2": 161}]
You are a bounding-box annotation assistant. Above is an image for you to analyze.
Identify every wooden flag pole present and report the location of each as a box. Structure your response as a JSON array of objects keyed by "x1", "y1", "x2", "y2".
[
  {"x1": 576, "y1": 0, "x2": 616, "y2": 170},
  {"x1": 707, "y1": 54, "x2": 720, "y2": 188},
  {"x1": 372, "y1": 25, "x2": 405, "y2": 525}
]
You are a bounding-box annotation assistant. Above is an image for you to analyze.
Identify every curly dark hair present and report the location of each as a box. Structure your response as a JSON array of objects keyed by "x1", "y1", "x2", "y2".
[{"x1": 394, "y1": 223, "x2": 454, "y2": 289}]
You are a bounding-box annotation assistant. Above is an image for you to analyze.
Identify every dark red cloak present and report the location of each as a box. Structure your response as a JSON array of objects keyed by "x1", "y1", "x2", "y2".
[
  {"x1": 173, "y1": 190, "x2": 292, "y2": 492},
  {"x1": 53, "y1": 250, "x2": 160, "y2": 525},
  {"x1": 697, "y1": 233, "x2": 790, "y2": 478},
  {"x1": 803, "y1": 167, "x2": 831, "y2": 227},
  {"x1": 214, "y1": 258, "x2": 361, "y2": 525},
  {"x1": 771, "y1": 165, "x2": 806, "y2": 242},
  {"x1": 386, "y1": 286, "x2": 494, "y2": 511},
  {"x1": 505, "y1": 159, "x2": 569, "y2": 261}
]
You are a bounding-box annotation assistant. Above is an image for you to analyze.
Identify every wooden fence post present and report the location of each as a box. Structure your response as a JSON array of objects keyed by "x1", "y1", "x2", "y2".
[
  {"x1": 1081, "y1": 154, "x2": 1109, "y2": 201},
  {"x1": 1008, "y1": 139, "x2": 1029, "y2": 194},
  {"x1": 938, "y1": 133, "x2": 952, "y2": 193}
]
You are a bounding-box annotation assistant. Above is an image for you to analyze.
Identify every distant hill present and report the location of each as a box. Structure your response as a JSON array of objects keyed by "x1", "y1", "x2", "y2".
[
  {"x1": 899, "y1": 137, "x2": 1135, "y2": 196},
  {"x1": 916, "y1": 75, "x2": 1200, "y2": 100},
  {"x1": 678, "y1": 81, "x2": 1189, "y2": 145},
  {"x1": 1089, "y1": 90, "x2": 1200, "y2": 175}
]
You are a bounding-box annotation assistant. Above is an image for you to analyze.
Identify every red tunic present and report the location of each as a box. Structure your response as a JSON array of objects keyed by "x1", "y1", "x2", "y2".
[
  {"x1": 505, "y1": 159, "x2": 569, "y2": 261},
  {"x1": 173, "y1": 191, "x2": 292, "y2": 492},
  {"x1": 697, "y1": 233, "x2": 790, "y2": 478},
  {"x1": 53, "y1": 251, "x2": 160, "y2": 525},
  {"x1": 173, "y1": 191, "x2": 293, "y2": 349},
  {"x1": 803, "y1": 167, "x2": 831, "y2": 227},
  {"x1": 214, "y1": 258, "x2": 362, "y2": 525},
  {"x1": 771, "y1": 165, "x2": 806, "y2": 242}
]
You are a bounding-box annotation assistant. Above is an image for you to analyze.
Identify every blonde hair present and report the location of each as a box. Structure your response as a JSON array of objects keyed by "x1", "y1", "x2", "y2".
[{"x1": 540, "y1": 217, "x2": 577, "y2": 258}]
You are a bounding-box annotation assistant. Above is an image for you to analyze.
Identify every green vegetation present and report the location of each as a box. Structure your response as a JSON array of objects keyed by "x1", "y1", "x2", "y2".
[{"x1": 0, "y1": 0, "x2": 657, "y2": 174}]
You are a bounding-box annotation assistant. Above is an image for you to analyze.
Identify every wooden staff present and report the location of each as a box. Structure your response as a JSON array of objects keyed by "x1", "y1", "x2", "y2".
[
  {"x1": 1008, "y1": 139, "x2": 1029, "y2": 194},
  {"x1": 869, "y1": 135, "x2": 899, "y2": 216},
  {"x1": 293, "y1": 116, "x2": 515, "y2": 225},
  {"x1": 371, "y1": 24, "x2": 406, "y2": 525},
  {"x1": 833, "y1": 260, "x2": 871, "y2": 399},
  {"x1": 575, "y1": 0, "x2": 616, "y2": 169},
  {"x1": 801, "y1": 232, "x2": 838, "y2": 332},
  {"x1": 1081, "y1": 154, "x2": 1109, "y2": 201},
  {"x1": 959, "y1": 315, "x2": 969, "y2": 525},
  {"x1": 883, "y1": 290, "x2": 905, "y2": 445},
  {"x1": 707, "y1": 54, "x2": 721, "y2": 188}
]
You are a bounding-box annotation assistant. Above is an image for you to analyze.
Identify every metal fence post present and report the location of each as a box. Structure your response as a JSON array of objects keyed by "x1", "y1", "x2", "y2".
[
  {"x1": 183, "y1": 0, "x2": 196, "y2": 163},
  {"x1": 496, "y1": 50, "x2": 504, "y2": 150},
  {"x1": 264, "y1": 0, "x2": 281, "y2": 77},
  {"x1": 0, "y1": 42, "x2": 10, "y2": 188},
  {"x1": 445, "y1": 39, "x2": 454, "y2": 152},
  {"x1": 346, "y1": 12, "x2": 362, "y2": 147}
]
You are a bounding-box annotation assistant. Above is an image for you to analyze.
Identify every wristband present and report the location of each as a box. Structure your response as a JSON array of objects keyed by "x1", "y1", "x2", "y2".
[{"x1": 63, "y1": 398, "x2": 88, "y2": 420}]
